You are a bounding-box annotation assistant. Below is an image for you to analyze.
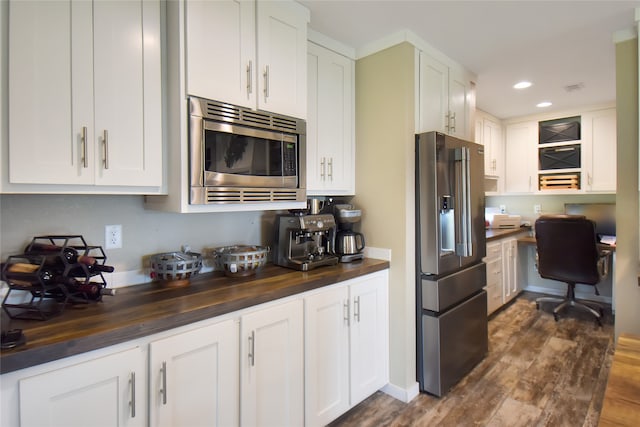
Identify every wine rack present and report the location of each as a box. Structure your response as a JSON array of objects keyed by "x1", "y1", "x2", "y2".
[{"x1": 1, "y1": 235, "x2": 114, "y2": 320}]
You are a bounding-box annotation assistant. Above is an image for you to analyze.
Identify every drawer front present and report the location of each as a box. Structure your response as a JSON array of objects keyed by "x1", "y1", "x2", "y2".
[
  {"x1": 485, "y1": 258, "x2": 502, "y2": 285},
  {"x1": 486, "y1": 242, "x2": 502, "y2": 259}
]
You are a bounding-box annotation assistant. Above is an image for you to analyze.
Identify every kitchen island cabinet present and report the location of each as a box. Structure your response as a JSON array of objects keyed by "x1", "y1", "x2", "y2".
[
  {"x1": 304, "y1": 270, "x2": 389, "y2": 427},
  {"x1": 4, "y1": 0, "x2": 162, "y2": 194},
  {"x1": 1, "y1": 259, "x2": 389, "y2": 427}
]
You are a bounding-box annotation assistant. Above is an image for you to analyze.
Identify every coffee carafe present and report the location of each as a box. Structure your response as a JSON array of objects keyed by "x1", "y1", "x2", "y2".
[{"x1": 334, "y1": 204, "x2": 366, "y2": 262}]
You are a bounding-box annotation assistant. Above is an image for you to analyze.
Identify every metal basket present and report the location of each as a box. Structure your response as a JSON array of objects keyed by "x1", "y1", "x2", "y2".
[
  {"x1": 150, "y1": 251, "x2": 202, "y2": 282},
  {"x1": 212, "y1": 245, "x2": 269, "y2": 277}
]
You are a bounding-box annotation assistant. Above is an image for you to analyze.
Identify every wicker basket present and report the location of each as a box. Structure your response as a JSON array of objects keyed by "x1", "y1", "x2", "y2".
[{"x1": 212, "y1": 245, "x2": 269, "y2": 277}]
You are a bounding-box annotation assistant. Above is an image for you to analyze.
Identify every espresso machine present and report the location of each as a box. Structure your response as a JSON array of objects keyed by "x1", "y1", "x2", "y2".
[
  {"x1": 334, "y1": 204, "x2": 366, "y2": 262},
  {"x1": 273, "y1": 213, "x2": 339, "y2": 271}
]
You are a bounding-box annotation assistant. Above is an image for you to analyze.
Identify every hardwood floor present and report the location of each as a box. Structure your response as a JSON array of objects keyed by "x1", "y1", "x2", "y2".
[{"x1": 330, "y1": 292, "x2": 615, "y2": 427}]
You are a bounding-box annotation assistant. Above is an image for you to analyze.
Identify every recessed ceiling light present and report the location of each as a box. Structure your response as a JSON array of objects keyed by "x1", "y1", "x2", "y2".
[
  {"x1": 513, "y1": 81, "x2": 532, "y2": 89},
  {"x1": 537, "y1": 101, "x2": 552, "y2": 108}
]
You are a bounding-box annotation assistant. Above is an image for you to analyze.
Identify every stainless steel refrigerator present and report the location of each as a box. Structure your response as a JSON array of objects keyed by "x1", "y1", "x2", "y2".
[{"x1": 415, "y1": 131, "x2": 488, "y2": 396}]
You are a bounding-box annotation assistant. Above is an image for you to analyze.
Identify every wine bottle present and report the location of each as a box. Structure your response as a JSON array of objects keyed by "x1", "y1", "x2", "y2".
[
  {"x1": 77, "y1": 256, "x2": 115, "y2": 273},
  {"x1": 4, "y1": 264, "x2": 77, "y2": 287},
  {"x1": 25, "y1": 243, "x2": 79, "y2": 264},
  {"x1": 71, "y1": 283, "x2": 116, "y2": 300}
]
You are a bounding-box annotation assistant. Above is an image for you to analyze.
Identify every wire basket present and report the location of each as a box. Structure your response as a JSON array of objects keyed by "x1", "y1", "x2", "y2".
[
  {"x1": 150, "y1": 251, "x2": 202, "y2": 282},
  {"x1": 212, "y1": 245, "x2": 269, "y2": 277}
]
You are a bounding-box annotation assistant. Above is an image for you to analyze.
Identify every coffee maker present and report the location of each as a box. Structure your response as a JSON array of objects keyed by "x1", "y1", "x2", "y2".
[
  {"x1": 273, "y1": 213, "x2": 339, "y2": 271},
  {"x1": 334, "y1": 204, "x2": 366, "y2": 262}
]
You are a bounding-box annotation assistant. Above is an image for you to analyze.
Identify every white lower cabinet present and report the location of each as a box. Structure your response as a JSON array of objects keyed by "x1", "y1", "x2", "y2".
[
  {"x1": 304, "y1": 270, "x2": 389, "y2": 427},
  {"x1": 19, "y1": 347, "x2": 145, "y2": 427},
  {"x1": 485, "y1": 234, "x2": 524, "y2": 315},
  {"x1": 484, "y1": 241, "x2": 503, "y2": 315},
  {"x1": 240, "y1": 299, "x2": 304, "y2": 427},
  {"x1": 502, "y1": 238, "x2": 519, "y2": 303},
  {"x1": 149, "y1": 319, "x2": 239, "y2": 427},
  {"x1": 3, "y1": 270, "x2": 389, "y2": 427}
]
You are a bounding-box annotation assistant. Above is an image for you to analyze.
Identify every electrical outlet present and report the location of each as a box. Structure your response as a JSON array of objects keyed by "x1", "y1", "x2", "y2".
[
  {"x1": 499, "y1": 205, "x2": 506, "y2": 214},
  {"x1": 534, "y1": 204, "x2": 542, "y2": 214},
  {"x1": 105, "y1": 225, "x2": 122, "y2": 249}
]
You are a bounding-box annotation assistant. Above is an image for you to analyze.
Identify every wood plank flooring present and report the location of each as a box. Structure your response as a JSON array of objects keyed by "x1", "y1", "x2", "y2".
[{"x1": 330, "y1": 292, "x2": 615, "y2": 427}]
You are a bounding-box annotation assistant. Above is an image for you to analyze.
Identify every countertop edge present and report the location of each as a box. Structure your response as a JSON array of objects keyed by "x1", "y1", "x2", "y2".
[{"x1": 1, "y1": 259, "x2": 389, "y2": 374}]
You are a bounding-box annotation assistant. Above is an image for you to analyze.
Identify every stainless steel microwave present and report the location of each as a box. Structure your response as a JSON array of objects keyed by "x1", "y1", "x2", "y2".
[{"x1": 189, "y1": 96, "x2": 306, "y2": 205}]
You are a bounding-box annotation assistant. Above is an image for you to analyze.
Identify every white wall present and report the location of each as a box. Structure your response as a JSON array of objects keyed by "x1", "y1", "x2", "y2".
[
  {"x1": 614, "y1": 37, "x2": 640, "y2": 338},
  {"x1": 354, "y1": 42, "x2": 417, "y2": 399},
  {"x1": 0, "y1": 194, "x2": 274, "y2": 285}
]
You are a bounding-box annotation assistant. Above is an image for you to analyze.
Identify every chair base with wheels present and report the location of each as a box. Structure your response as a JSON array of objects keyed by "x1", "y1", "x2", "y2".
[{"x1": 535, "y1": 282, "x2": 604, "y2": 326}]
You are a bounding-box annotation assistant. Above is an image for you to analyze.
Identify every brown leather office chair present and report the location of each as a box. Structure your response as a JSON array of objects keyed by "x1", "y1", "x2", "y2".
[{"x1": 534, "y1": 214, "x2": 611, "y2": 325}]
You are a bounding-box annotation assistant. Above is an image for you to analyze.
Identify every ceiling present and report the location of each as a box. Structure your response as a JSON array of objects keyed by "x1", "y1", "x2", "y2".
[{"x1": 299, "y1": 0, "x2": 638, "y2": 120}]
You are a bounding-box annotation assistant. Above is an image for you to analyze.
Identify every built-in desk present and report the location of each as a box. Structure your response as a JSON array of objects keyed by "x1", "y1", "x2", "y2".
[
  {"x1": 515, "y1": 236, "x2": 614, "y2": 304},
  {"x1": 599, "y1": 333, "x2": 640, "y2": 426}
]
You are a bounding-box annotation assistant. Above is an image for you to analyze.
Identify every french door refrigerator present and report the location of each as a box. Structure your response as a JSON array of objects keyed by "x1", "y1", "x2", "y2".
[{"x1": 415, "y1": 131, "x2": 488, "y2": 397}]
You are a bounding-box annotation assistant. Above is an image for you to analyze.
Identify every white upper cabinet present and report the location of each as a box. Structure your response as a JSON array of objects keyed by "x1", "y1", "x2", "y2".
[
  {"x1": 475, "y1": 110, "x2": 504, "y2": 194},
  {"x1": 185, "y1": 0, "x2": 256, "y2": 109},
  {"x1": 418, "y1": 52, "x2": 474, "y2": 140},
  {"x1": 582, "y1": 108, "x2": 617, "y2": 193},
  {"x1": 504, "y1": 121, "x2": 537, "y2": 194},
  {"x1": 6, "y1": 0, "x2": 162, "y2": 193},
  {"x1": 185, "y1": 0, "x2": 309, "y2": 119},
  {"x1": 307, "y1": 40, "x2": 355, "y2": 195}
]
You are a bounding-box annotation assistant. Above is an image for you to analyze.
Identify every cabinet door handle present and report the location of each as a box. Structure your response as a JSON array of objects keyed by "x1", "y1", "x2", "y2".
[
  {"x1": 588, "y1": 173, "x2": 593, "y2": 185},
  {"x1": 450, "y1": 112, "x2": 456, "y2": 132},
  {"x1": 354, "y1": 296, "x2": 361, "y2": 322},
  {"x1": 129, "y1": 371, "x2": 136, "y2": 418},
  {"x1": 81, "y1": 126, "x2": 88, "y2": 168},
  {"x1": 328, "y1": 158, "x2": 333, "y2": 181},
  {"x1": 343, "y1": 299, "x2": 350, "y2": 326},
  {"x1": 160, "y1": 361, "x2": 167, "y2": 405},
  {"x1": 263, "y1": 65, "x2": 269, "y2": 100},
  {"x1": 492, "y1": 158, "x2": 496, "y2": 172},
  {"x1": 248, "y1": 331, "x2": 255, "y2": 366},
  {"x1": 320, "y1": 157, "x2": 326, "y2": 180},
  {"x1": 246, "y1": 60, "x2": 253, "y2": 96},
  {"x1": 102, "y1": 129, "x2": 109, "y2": 169}
]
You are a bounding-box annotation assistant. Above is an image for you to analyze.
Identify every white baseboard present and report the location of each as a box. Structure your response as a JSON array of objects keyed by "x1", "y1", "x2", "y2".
[
  {"x1": 381, "y1": 381, "x2": 420, "y2": 403},
  {"x1": 523, "y1": 285, "x2": 612, "y2": 304}
]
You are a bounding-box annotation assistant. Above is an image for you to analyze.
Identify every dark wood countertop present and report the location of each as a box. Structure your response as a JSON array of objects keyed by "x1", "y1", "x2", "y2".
[
  {"x1": 599, "y1": 333, "x2": 640, "y2": 426},
  {"x1": 0, "y1": 258, "x2": 389, "y2": 374},
  {"x1": 486, "y1": 227, "x2": 531, "y2": 241}
]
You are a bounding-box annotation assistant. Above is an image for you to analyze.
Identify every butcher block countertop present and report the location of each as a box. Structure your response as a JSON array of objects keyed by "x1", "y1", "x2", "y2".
[
  {"x1": 486, "y1": 227, "x2": 531, "y2": 241},
  {"x1": 0, "y1": 258, "x2": 389, "y2": 374},
  {"x1": 599, "y1": 333, "x2": 640, "y2": 426}
]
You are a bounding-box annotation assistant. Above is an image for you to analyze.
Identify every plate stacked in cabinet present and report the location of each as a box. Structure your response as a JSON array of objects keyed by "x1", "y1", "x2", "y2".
[{"x1": 1, "y1": 235, "x2": 115, "y2": 320}]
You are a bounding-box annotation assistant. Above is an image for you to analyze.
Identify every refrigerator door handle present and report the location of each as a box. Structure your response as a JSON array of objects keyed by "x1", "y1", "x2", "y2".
[{"x1": 455, "y1": 147, "x2": 473, "y2": 258}]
